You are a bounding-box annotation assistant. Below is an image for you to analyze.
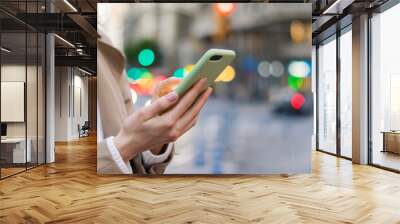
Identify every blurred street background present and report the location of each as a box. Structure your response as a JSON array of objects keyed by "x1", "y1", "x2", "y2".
[{"x1": 98, "y1": 3, "x2": 313, "y2": 174}]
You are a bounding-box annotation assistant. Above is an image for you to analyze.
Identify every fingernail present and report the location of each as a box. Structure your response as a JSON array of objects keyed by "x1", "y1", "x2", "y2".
[
  {"x1": 202, "y1": 78, "x2": 208, "y2": 86},
  {"x1": 166, "y1": 91, "x2": 178, "y2": 102}
]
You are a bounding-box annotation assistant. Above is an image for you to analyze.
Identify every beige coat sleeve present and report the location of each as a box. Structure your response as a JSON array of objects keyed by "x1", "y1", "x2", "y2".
[
  {"x1": 129, "y1": 147, "x2": 175, "y2": 174},
  {"x1": 97, "y1": 137, "x2": 175, "y2": 174},
  {"x1": 97, "y1": 34, "x2": 175, "y2": 175}
]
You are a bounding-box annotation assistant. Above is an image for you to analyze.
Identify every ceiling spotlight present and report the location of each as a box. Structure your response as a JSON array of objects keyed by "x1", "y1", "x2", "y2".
[{"x1": 1, "y1": 47, "x2": 11, "y2": 53}]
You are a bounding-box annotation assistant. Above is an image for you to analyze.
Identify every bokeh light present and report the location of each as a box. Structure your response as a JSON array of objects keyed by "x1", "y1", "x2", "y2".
[
  {"x1": 130, "y1": 89, "x2": 138, "y2": 104},
  {"x1": 184, "y1": 64, "x2": 195, "y2": 74},
  {"x1": 288, "y1": 75, "x2": 304, "y2": 91},
  {"x1": 127, "y1": 69, "x2": 155, "y2": 95},
  {"x1": 127, "y1": 67, "x2": 143, "y2": 81},
  {"x1": 269, "y1": 61, "x2": 285, "y2": 77},
  {"x1": 288, "y1": 60, "x2": 311, "y2": 78},
  {"x1": 144, "y1": 99, "x2": 152, "y2": 107},
  {"x1": 242, "y1": 56, "x2": 258, "y2": 74},
  {"x1": 129, "y1": 83, "x2": 145, "y2": 95},
  {"x1": 290, "y1": 93, "x2": 305, "y2": 110},
  {"x1": 173, "y1": 68, "x2": 187, "y2": 78},
  {"x1": 137, "y1": 77, "x2": 154, "y2": 91},
  {"x1": 214, "y1": 3, "x2": 236, "y2": 16},
  {"x1": 154, "y1": 75, "x2": 167, "y2": 83},
  {"x1": 140, "y1": 69, "x2": 153, "y2": 79},
  {"x1": 216, "y1": 65, "x2": 235, "y2": 82},
  {"x1": 257, "y1": 61, "x2": 270, "y2": 78},
  {"x1": 138, "y1": 48, "x2": 155, "y2": 67},
  {"x1": 290, "y1": 20, "x2": 305, "y2": 43}
]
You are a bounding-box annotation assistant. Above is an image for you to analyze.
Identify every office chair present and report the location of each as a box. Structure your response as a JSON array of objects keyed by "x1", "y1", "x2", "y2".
[{"x1": 79, "y1": 121, "x2": 90, "y2": 138}]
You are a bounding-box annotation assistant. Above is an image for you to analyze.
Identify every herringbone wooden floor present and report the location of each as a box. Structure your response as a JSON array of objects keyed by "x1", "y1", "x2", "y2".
[{"x1": 1, "y1": 135, "x2": 400, "y2": 224}]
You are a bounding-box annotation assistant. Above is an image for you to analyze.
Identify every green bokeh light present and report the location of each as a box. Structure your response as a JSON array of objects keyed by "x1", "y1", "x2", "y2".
[
  {"x1": 127, "y1": 67, "x2": 153, "y2": 81},
  {"x1": 141, "y1": 69, "x2": 153, "y2": 79},
  {"x1": 173, "y1": 68, "x2": 186, "y2": 78},
  {"x1": 288, "y1": 75, "x2": 304, "y2": 91},
  {"x1": 138, "y1": 49, "x2": 155, "y2": 67},
  {"x1": 127, "y1": 67, "x2": 142, "y2": 80}
]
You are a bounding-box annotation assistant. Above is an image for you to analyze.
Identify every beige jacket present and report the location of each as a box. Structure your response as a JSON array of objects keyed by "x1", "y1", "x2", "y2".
[{"x1": 97, "y1": 35, "x2": 173, "y2": 174}]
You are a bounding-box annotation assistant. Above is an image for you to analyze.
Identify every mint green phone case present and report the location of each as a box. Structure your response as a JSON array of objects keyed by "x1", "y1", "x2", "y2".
[{"x1": 174, "y1": 49, "x2": 236, "y2": 96}]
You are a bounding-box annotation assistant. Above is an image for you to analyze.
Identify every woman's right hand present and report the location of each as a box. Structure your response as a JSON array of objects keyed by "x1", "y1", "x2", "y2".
[{"x1": 113, "y1": 78, "x2": 212, "y2": 162}]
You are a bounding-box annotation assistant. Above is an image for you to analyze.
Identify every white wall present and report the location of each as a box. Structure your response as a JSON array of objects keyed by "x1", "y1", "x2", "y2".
[
  {"x1": 1, "y1": 64, "x2": 46, "y2": 164},
  {"x1": 55, "y1": 66, "x2": 69, "y2": 141},
  {"x1": 71, "y1": 74, "x2": 89, "y2": 138},
  {"x1": 1, "y1": 65, "x2": 40, "y2": 137},
  {"x1": 54, "y1": 67, "x2": 89, "y2": 141}
]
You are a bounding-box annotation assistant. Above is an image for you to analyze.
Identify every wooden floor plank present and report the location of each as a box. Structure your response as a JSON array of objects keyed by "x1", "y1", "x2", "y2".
[{"x1": 0, "y1": 135, "x2": 400, "y2": 223}]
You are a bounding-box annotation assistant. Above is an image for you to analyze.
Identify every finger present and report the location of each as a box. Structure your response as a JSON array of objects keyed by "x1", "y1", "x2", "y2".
[
  {"x1": 137, "y1": 91, "x2": 179, "y2": 121},
  {"x1": 175, "y1": 87, "x2": 212, "y2": 131},
  {"x1": 167, "y1": 78, "x2": 208, "y2": 120},
  {"x1": 153, "y1": 77, "x2": 181, "y2": 98},
  {"x1": 181, "y1": 114, "x2": 199, "y2": 135}
]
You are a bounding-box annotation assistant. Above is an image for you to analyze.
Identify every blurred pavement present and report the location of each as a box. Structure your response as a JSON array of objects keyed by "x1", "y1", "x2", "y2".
[{"x1": 166, "y1": 98, "x2": 313, "y2": 174}]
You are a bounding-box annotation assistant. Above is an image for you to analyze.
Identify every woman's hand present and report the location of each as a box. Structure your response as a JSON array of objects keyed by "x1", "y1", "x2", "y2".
[{"x1": 114, "y1": 78, "x2": 212, "y2": 162}]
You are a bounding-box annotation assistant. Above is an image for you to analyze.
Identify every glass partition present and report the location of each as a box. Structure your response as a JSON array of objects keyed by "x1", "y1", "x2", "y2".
[
  {"x1": 317, "y1": 36, "x2": 337, "y2": 154},
  {"x1": 371, "y1": 3, "x2": 400, "y2": 171},
  {"x1": 0, "y1": 1, "x2": 46, "y2": 179},
  {"x1": 339, "y1": 28, "x2": 352, "y2": 158},
  {"x1": 27, "y1": 31, "x2": 38, "y2": 169},
  {"x1": 1, "y1": 30, "x2": 28, "y2": 177}
]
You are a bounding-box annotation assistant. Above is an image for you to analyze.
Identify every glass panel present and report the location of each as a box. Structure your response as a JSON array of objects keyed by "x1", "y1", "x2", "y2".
[
  {"x1": 371, "y1": 4, "x2": 400, "y2": 171},
  {"x1": 1, "y1": 30, "x2": 27, "y2": 177},
  {"x1": 0, "y1": 1, "x2": 46, "y2": 178},
  {"x1": 339, "y1": 29, "x2": 352, "y2": 158},
  {"x1": 317, "y1": 37, "x2": 337, "y2": 154},
  {"x1": 312, "y1": 46, "x2": 317, "y2": 150},
  {"x1": 26, "y1": 0, "x2": 39, "y2": 169},
  {"x1": 27, "y1": 31, "x2": 38, "y2": 169}
]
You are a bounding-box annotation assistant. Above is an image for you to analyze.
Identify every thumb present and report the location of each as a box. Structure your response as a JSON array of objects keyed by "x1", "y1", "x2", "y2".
[{"x1": 139, "y1": 91, "x2": 179, "y2": 121}]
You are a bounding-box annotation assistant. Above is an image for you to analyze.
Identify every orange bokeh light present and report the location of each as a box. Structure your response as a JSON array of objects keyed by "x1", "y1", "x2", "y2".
[{"x1": 214, "y1": 3, "x2": 236, "y2": 16}]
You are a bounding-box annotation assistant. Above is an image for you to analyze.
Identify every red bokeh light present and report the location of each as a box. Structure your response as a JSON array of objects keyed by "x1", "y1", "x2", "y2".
[
  {"x1": 290, "y1": 93, "x2": 305, "y2": 110},
  {"x1": 154, "y1": 75, "x2": 167, "y2": 83},
  {"x1": 129, "y1": 83, "x2": 146, "y2": 95}
]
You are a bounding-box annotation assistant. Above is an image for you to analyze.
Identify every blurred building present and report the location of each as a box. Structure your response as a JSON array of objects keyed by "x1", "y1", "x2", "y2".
[{"x1": 113, "y1": 3, "x2": 312, "y2": 102}]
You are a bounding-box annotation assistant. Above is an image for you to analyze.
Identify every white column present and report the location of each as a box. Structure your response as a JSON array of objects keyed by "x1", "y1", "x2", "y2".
[
  {"x1": 45, "y1": 0, "x2": 55, "y2": 163},
  {"x1": 352, "y1": 14, "x2": 369, "y2": 164},
  {"x1": 46, "y1": 33, "x2": 55, "y2": 163}
]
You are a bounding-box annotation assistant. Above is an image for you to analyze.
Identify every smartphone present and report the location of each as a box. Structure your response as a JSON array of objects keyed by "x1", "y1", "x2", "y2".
[{"x1": 174, "y1": 49, "x2": 236, "y2": 96}]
